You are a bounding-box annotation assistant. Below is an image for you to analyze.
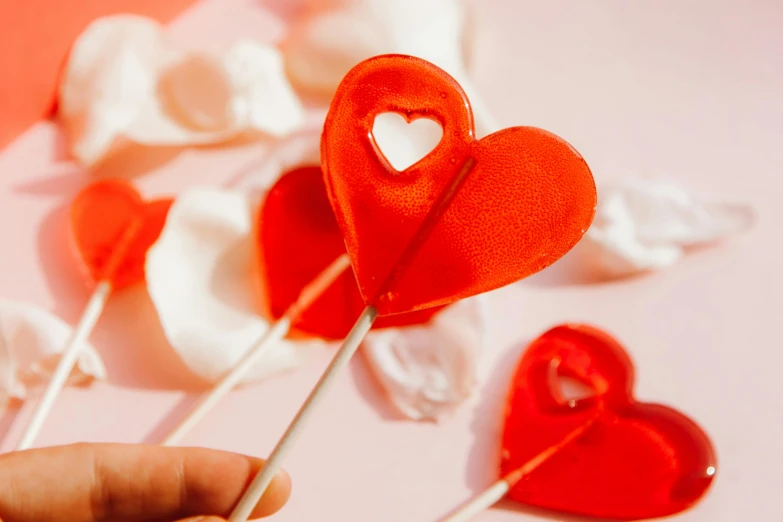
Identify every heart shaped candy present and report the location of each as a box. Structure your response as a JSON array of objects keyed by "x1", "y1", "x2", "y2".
[
  {"x1": 501, "y1": 324, "x2": 716, "y2": 520},
  {"x1": 259, "y1": 166, "x2": 443, "y2": 340},
  {"x1": 322, "y1": 54, "x2": 597, "y2": 315},
  {"x1": 70, "y1": 179, "x2": 173, "y2": 289}
]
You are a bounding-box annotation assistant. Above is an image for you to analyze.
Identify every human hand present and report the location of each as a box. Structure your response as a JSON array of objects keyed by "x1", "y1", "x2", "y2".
[{"x1": 0, "y1": 443, "x2": 291, "y2": 522}]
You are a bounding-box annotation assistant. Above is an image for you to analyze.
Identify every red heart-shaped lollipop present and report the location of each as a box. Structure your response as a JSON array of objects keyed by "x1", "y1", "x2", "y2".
[
  {"x1": 259, "y1": 165, "x2": 443, "y2": 339},
  {"x1": 70, "y1": 179, "x2": 172, "y2": 290},
  {"x1": 322, "y1": 54, "x2": 597, "y2": 315},
  {"x1": 501, "y1": 324, "x2": 716, "y2": 520}
]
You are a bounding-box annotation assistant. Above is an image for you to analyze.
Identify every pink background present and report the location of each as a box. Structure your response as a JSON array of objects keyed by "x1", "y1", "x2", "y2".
[{"x1": 0, "y1": 0, "x2": 781, "y2": 520}]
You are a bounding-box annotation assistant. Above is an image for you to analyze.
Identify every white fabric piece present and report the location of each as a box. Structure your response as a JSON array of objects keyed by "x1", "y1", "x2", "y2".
[
  {"x1": 583, "y1": 177, "x2": 755, "y2": 276},
  {"x1": 146, "y1": 188, "x2": 324, "y2": 383},
  {"x1": 59, "y1": 15, "x2": 305, "y2": 166},
  {"x1": 362, "y1": 296, "x2": 486, "y2": 421},
  {"x1": 0, "y1": 300, "x2": 106, "y2": 411},
  {"x1": 283, "y1": 0, "x2": 498, "y2": 137}
]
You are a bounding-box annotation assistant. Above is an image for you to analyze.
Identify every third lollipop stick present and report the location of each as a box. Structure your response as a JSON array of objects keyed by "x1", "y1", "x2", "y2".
[
  {"x1": 228, "y1": 157, "x2": 478, "y2": 522},
  {"x1": 161, "y1": 253, "x2": 352, "y2": 446},
  {"x1": 14, "y1": 281, "x2": 111, "y2": 450},
  {"x1": 14, "y1": 217, "x2": 143, "y2": 451}
]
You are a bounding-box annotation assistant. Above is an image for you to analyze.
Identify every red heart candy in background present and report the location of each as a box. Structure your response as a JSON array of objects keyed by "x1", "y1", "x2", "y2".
[
  {"x1": 259, "y1": 166, "x2": 443, "y2": 340},
  {"x1": 70, "y1": 179, "x2": 173, "y2": 290},
  {"x1": 501, "y1": 324, "x2": 716, "y2": 520},
  {"x1": 322, "y1": 54, "x2": 597, "y2": 315}
]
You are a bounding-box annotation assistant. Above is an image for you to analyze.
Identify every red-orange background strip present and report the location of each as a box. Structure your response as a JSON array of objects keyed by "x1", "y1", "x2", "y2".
[{"x1": 0, "y1": 0, "x2": 197, "y2": 151}]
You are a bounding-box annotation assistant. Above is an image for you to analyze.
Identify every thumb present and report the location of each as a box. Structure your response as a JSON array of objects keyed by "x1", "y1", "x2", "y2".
[{"x1": 175, "y1": 518, "x2": 225, "y2": 522}]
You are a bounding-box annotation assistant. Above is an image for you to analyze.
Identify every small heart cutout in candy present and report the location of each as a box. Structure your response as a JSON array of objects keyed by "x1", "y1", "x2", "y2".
[
  {"x1": 70, "y1": 179, "x2": 173, "y2": 290},
  {"x1": 501, "y1": 324, "x2": 717, "y2": 520},
  {"x1": 322, "y1": 54, "x2": 597, "y2": 315},
  {"x1": 259, "y1": 166, "x2": 444, "y2": 340},
  {"x1": 372, "y1": 112, "x2": 443, "y2": 171}
]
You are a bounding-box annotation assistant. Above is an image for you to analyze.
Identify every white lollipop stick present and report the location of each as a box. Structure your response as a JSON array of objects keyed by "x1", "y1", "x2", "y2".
[
  {"x1": 440, "y1": 418, "x2": 598, "y2": 522},
  {"x1": 14, "y1": 281, "x2": 112, "y2": 450},
  {"x1": 15, "y1": 214, "x2": 144, "y2": 451},
  {"x1": 161, "y1": 253, "x2": 351, "y2": 446},
  {"x1": 229, "y1": 157, "x2": 479, "y2": 522},
  {"x1": 228, "y1": 305, "x2": 378, "y2": 521},
  {"x1": 441, "y1": 478, "x2": 513, "y2": 522}
]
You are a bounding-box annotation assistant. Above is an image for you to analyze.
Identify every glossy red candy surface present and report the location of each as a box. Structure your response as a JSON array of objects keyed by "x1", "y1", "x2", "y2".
[
  {"x1": 259, "y1": 166, "x2": 443, "y2": 340},
  {"x1": 501, "y1": 324, "x2": 717, "y2": 520},
  {"x1": 321, "y1": 54, "x2": 597, "y2": 315},
  {"x1": 70, "y1": 179, "x2": 172, "y2": 289}
]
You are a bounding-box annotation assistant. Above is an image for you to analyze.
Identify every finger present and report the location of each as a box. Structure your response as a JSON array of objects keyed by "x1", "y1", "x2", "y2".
[
  {"x1": 0, "y1": 443, "x2": 291, "y2": 522},
  {"x1": 177, "y1": 516, "x2": 226, "y2": 522}
]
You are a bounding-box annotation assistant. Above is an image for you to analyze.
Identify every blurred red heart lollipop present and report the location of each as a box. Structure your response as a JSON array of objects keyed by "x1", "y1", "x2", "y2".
[
  {"x1": 230, "y1": 55, "x2": 597, "y2": 520},
  {"x1": 259, "y1": 165, "x2": 443, "y2": 339},
  {"x1": 70, "y1": 178, "x2": 173, "y2": 290},
  {"x1": 443, "y1": 324, "x2": 716, "y2": 521},
  {"x1": 15, "y1": 178, "x2": 172, "y2": 451},
  {"x1": 322, "y1": 54, "x2": 597, "y2": 315}
]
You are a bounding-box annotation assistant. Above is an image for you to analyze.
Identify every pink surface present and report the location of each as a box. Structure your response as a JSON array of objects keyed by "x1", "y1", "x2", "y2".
[{"x1": 0, "y1": 1, "x2": 780, "y2": 521}]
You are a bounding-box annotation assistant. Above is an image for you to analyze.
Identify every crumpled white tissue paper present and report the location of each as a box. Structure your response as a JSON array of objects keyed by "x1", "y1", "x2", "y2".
[
  {"x1": 0, "y1": 300, "x2": 106, "y2": 411},
  {"x1": 283, "y1": 0, "x2": 498, "y2": 137},
  {"x1": 583, "y1": 177, "x2": 755, "y2": 277},
  {"x1": 146, "y1": 188, "x2": 325, "y2": 383},
  {"x1": 59, "y1": 15, "x2": 305, "y2": 166},
  {"x1": 363, "y1": 296, "x2": 486, "y2": 421}
]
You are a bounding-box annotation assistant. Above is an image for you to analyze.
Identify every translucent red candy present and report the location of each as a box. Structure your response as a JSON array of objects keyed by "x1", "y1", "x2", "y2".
[
  {"x1": 70, "y1": 179, "x2": 172, "y2": 290},
  {"x1": 259, "y1": 166, "x2": 443, "y2": 340},
  {"x1": 501, "y1": 324, "x2": 717, "y2": 520},
  {"x1": 321, "y1": 54, "x2": 597, "y2": 315}
]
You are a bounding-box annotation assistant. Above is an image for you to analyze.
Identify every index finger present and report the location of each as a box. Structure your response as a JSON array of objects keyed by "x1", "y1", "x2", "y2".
[{"x1": 0, "y1": 443, "x2": 291, "y2": 522}]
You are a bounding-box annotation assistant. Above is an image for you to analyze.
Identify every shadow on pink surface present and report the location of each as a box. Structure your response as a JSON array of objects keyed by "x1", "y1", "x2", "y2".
[
  {"x1": 348, "y1": 352, "x2": 407, "y2": 422},
  {"x1": 90, "y1": 144, "x2": 185, "y2": 180},
  {"x1": 0, "y1": 403, "x2": 22, "y2": 447},
  {"x1": 524, "y1": 248, "x2": 608, "y2": 287},
  {"x1": 464, "y1": 341, "x2": 524, "y2": 492},
  {"x1": 141, "y1": 393, "x2": 202, "y2": 444},
  {"x1": 491, "y1": 499, "x2": 613, "y2": 522},
  {"x1": 522, "y1": 246, "x2": 642, "y2": 288},
  {"x1": 89, "y1": 285, "x2": 210, "y2": 391}
]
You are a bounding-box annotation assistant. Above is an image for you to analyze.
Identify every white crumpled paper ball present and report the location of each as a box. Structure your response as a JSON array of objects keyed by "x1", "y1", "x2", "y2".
[
  {"x1": 59, "y1": 15, "x2": 306, "y2": 166},
  {"x1": 582, "y1": 177, "x2": 755, "y2": 277},
  {"x1": 282, "y1": 0, "x2": 498, "y2": 137}
]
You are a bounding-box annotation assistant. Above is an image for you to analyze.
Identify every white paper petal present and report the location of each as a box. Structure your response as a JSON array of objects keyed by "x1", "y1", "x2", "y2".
[
  {"x1": 362, "y1": 296, "x2": 487, "y2": 421},
  {"x1": 223, "y1": 42, "x2": 306, "y2": 137},
  {"x1": 283, "y1": 0, "x2": 498, "y2": 137},
  {"x1": 146, "y1": 188, "x2": 324, "y2": 383},
  {"x1": 583, "y1": 177, "x2": 755, "y2": 276},
  {"x1": 59, "y1": 15, "x2": 305, "y2": 166},
  {"x1": 0, "y1": 301, "x2": 106, "y2": 409}
]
